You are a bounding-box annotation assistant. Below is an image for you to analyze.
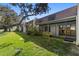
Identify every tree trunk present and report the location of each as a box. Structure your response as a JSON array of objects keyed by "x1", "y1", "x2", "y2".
[
  {"x1": 4, "y1": 27, "x2": 7, "y2": 32},
  {"x1": 19, "y1": 16, "x2": 27, "y2": 24}
]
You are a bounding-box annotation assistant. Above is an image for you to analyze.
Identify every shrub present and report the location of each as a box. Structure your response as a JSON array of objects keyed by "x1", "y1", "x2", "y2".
[
  {"x1": 42, "y1": 32, "x2": 53, "y2": 38},
  {"x1": 27, "y1": 27, "x2": 42, "y2": 36}
]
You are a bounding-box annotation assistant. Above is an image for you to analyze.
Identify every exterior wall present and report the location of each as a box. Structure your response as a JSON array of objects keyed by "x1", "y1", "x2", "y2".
[
  {"x1": 76, "y1": 4, "x2": 79, "y2": 45},
  {"x1": 55, "y1": 24, "x2": 59, "y2": 36},
  {"x1": 50, "y1": 24, "x2": 57, "y2": 36}
]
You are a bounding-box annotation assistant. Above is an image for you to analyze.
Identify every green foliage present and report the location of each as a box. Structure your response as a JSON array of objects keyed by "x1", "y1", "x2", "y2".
[
  {"x1": 27, "y1": 26, "x2": 53, "y2": 37},
  {"x1": 1, "y1": 13, "x2": 17, "y2": 25},
  {"x1": 0, "y1": 6, "x2": 17, "y2": 32},
  {"x1": 27, "y1": 27, "x2": 42, "y2": 36},
  {"x1": 42, "y1": 32, "x2": 53, "y2": 38},
  {"x1": 10, "y1": 3, "x2": 49, "y2": 24}
]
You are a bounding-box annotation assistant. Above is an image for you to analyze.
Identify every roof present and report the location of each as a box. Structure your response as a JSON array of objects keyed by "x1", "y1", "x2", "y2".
[{"x1": 35, "y1": 6, "x2": 77, "y2": 25}]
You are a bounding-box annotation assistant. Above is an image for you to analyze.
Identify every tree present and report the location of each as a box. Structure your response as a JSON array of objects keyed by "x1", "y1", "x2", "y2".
[
  {"x1": 2, "y1": 14, "x2": 17, "y2": 31},
  {"x1": 10, "y1": 3, "x2": 49, "y2": 24},
  {"x1": 0, "y1": 6, "x2": 17, "y2": 32}
]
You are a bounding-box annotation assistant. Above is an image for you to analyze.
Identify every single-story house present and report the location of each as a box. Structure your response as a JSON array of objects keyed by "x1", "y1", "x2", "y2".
[
  {"x1": 36, "y1": 6, "x2": 76, "y2": 37},
  {"x1": 27, "y1": 4, "x2": 79, "y2": 45}
]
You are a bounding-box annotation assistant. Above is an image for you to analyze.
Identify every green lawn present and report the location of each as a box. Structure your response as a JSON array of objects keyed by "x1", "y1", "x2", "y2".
[{"x1": 0, "y1": 32, "x2": 73, "y2": 56}]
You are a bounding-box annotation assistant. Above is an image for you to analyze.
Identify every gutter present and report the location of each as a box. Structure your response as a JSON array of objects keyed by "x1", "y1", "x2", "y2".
[{"x1": 38, "y1": 16, "x2": 76, "y2": 25}]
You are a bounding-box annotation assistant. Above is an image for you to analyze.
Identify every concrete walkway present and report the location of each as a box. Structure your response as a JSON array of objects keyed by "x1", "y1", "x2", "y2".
[
  {"x1": 69, "y1": 45, "x2": 79, "y2": 56},
  {"x1": 64, "y1": 41, "x2": 79, "y2": 56}
]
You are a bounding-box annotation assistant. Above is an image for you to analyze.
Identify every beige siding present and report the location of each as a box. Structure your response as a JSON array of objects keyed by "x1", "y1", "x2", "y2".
[{"x1": 50, "y1": 24, "x2": 56, "y2": 36}]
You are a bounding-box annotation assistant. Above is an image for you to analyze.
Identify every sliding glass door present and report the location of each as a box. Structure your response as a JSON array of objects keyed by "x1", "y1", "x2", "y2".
[{"x1": 59, "y1": 24, "x2": 76, "y2": 36}]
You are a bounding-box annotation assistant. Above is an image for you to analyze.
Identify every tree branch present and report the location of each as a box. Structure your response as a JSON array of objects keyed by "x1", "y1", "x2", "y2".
[{"x1": 19, "y1": 13, "x2": 35, "y2": 24}]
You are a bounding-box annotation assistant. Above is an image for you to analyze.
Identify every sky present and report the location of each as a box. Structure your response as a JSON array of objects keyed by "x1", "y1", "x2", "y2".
[
  {"x1": 27, "y1": 3, "x2": 77, "y2": 22},
  {"x1": 0, "y1": 3, "x2": 77, "y2": 22}
]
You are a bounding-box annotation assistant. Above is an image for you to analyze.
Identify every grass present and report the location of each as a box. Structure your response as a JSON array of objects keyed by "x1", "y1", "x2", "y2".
[{"x1": 0, "y1": 32, "x2": 73, "y2": 56}]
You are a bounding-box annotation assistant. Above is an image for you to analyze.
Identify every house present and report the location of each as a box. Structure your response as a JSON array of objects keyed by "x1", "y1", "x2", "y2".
[
  {"x1": 27, "y1": 4, "x2": 79, "y2": 45},
  {"x1": 36, "y1": 6, "x2": 76, "y2": 37}
]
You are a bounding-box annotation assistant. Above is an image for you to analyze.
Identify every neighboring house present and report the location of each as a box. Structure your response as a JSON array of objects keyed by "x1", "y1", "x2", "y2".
[{"x1": 27, "y1": 5, "x2": 79, "y2": 45}]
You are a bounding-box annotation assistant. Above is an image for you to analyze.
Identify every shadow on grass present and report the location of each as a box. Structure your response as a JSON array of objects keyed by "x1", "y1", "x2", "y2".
[
  {"x1": 15, "y1": 32, "x2": 75, "y2": 56},
  {"x1": 0, "y1": 31, "x2": 5, "y2": 36},
  {"x1": 0, "y1": 42, "x2": 22, "y2": 56},
  {"x1": 0, "y1": 43, "x2": 13, "y2": 49}
]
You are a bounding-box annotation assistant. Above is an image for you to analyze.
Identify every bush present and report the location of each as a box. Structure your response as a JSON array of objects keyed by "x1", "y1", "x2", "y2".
[
  {"x1": 27, "y1": 31, "x2": 32, "y2": 35},
  {"x1": 27, "y1": 27, "x2": 42, "y2": 36},
  {"x1": 33, "y1": 30, "x2": 42, "y2": 36},
  {"x1": 42, "y1": 32, "x2": 53, "y2": 38},
  {"x1": 27, "y1": 26, "x2": 53, "y2": 37}
]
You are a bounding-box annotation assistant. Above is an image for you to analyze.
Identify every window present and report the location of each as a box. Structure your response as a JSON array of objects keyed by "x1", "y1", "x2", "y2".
[
  {"x1": 59, "y1": 25, "x2": 66, "y2": 35},
  {"x1": 44, "y1": 26, "x2": 48, "y2": 32},
  {"x1": 59, "y1": 25, "x2": 64, "y2": 35},
  {"x1": 66, "y1": 25, "x2": 71, "y2": 36},
  {"x1": 70, "y1": 24, "x2": 76, "y2": 36},
  {"x1": 59, "y1": 24, "x2": 76, "y2": 36}
]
